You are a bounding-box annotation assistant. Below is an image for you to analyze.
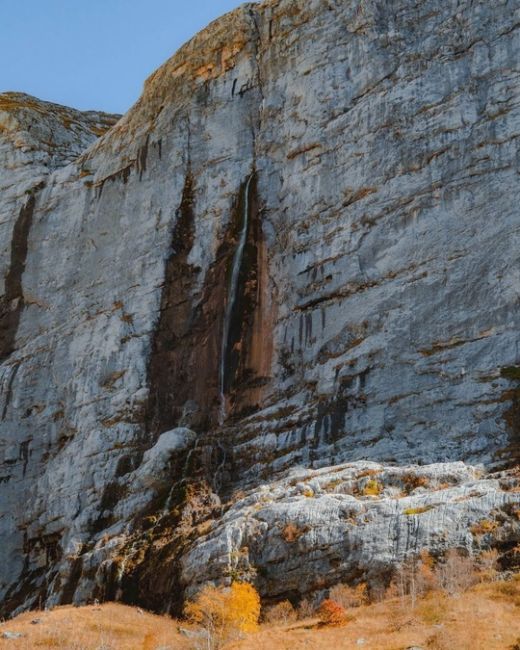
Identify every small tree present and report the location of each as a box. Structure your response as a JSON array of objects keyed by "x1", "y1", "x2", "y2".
[
  {"x1": 264, "y1": 600, "x2": 297, "y2": 625},
  {"x1": 390, "y1": 551, "x2": 436, "y2": 609},
  {"x1": 184, "y1": 582, "x2": 260, "y2": 650},
  {"x1": 329, "y1": 583, "x2": 368, "y2": 609},
  {"x1": 184, "y1": 585, "x2": 229, "y2": 650},
  {"x1": 435, "y1": 549, "x2": 476, "y2": 595},
  {"x1": 477, "y1": 548, "x2": 499, "y2": 581},
  {"x1": 417, "y1": 550, "x2": 437, "y2": 594},
  {"x1": 297, "y1": 598, "x2": 315, "y2": 620},
  {"x1": 228, "y1": 582, "x2": 261, "y2": 633}
]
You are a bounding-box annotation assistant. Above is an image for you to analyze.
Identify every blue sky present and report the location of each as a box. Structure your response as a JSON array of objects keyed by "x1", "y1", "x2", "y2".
[{"x1": 1, "y1": 0, "x2": 248, "y2": 115}]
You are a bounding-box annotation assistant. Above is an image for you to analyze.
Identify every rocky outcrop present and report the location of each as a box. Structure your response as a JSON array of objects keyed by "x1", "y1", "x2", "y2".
[
  {"x1": 180, "y1": 462, "x2": 520, "y2": 602},
  {"x1": 1, "y1": 0, "x2": 520, "y2": 616}
]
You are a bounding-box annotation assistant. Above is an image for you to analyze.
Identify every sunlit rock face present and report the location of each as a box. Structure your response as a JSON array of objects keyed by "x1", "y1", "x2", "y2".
[
  {"x1": 1, "y1": 0, "x2": 520, "y2": 616},
  {"x1": 180, "y1": 462, "x2": 520, "y2": 602}
]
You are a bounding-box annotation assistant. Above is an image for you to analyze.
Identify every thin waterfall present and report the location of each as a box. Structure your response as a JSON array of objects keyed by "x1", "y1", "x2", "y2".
[{"x1": 219, "y1": 173, "x2": 254, "y2": 424}]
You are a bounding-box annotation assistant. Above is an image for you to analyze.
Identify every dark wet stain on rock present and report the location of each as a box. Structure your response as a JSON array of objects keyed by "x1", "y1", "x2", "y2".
[
  {"x1": 59, "y1": 556, "x2": 84, "y2": 605},
  {"x1": 144, "y1": 169, "x2": 209, "y2": 434},
  {"x1": 90, "y1": 482, "x2": 129, "y2": 533},
  {"x1": 115, "y1": 454, "x2": 139, "y2": 477},
  {"x1": 96, "y1": 164, "x2": 133, "y2": 199},
  {"x1": 144, "y1": 171, "x2": 273, "y2": 436},
  {"x1": 0, "y1": 567, "x2": 46, "y2": 619},
  {"x1": 498, "y1": 367, "x2": 520, "y2": 466},
  {"x1": 309, "y1": 370, "x2": 368, "y2": 458},
  {"x1": 221, "y1": 175, "x2": 257, "y2": 397},
  {"x1": 137, "y1": 135, "x2": 150, "y2": 180},
  {"x1": 105, "y1": 481, "x2": 220, "y2": 616},
  {"x1": 1, "y1": 362, "x2": 19, "y2": 419},
  {"x1": 19, "y1": 439, "x2": 31, "y2": 476},
  {"x1": 0, "y1": 193, "x2": 37, "y2": 362},
  {"x1": 221, "y1": 174, "x2": 276, "y2": 422},
  {"x1": 0, "y1": 529, "x2": 65, "y2": 616}
]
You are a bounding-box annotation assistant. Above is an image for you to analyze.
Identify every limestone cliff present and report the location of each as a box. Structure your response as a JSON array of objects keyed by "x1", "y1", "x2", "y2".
[{"x1": 1, "y1": 0, "x2": 520, "y2": 617}]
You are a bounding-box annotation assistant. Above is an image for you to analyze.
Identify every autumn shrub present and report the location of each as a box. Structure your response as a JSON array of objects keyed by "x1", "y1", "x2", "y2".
[
  {"x1": 471, "y1": 518, "x2": 498, "y2": 536},
  {"x1": 184, "y1": 582, "x2": 260, "y2": 649},
  {"x1": 494, "y1": 579, "x2": 520, "y2": 604},
  {"x1": 477, "y1": 548, "x2": 499, "y2": 581},
  {"x1": 389, "y1": 550, "x2": 437, "y2": 608},
  {"x1": 230, "y1": 582, "x2": 261, "y2": 632},
  {"x1": 297, "y1": 598, "x2": 315, "y2": 620},
  {"x1": 318, "y1": 599, "x2": 349, "y2": 627},
  {"x1": 329, "y1": 582, "x2": 368, "y2": 609},
  {"x1": 434, "y1": 549, "x2": 477, "y2": 595},
  {"x1": 184, "y1": 585, "x2": 228, "y2": 649},
  {"x1": 263, "y1": 600, "x2": 297, "y2": 625}
]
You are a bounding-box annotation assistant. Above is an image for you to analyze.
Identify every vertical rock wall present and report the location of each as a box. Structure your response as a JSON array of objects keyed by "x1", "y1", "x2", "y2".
[{"x1": 1, "y1": 0, "x2": 520, "y2": 615}]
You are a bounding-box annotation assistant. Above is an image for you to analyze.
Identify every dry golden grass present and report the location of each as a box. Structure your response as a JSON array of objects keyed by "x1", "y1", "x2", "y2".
[
  {"x1": 231, "y1": 580, "x2": 520, "y2": 650},
  {"x1": 0, "y1": 602, "x2": 190, "y2": 650},
  {"x1": 1, "y1": 580, "x2": 520, "y2": 650}
]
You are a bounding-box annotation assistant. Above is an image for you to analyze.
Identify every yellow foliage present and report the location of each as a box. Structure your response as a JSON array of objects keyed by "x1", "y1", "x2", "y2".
[
  {"x1": 363, "y1": 479, "x2": 383, "y2": 496},
  {"x1": 329, "y1": 582, "x2": 368, "y2": 609},
  {"x1": 184, "y1": 584, "x2": 227, "y2": 624},
  {"x1": 184, "y1": 585, "x2": 228, "y2": 644},
  {"x1": 184, "y1": 582, "x2": 260, "y2": 647},
  {"x1": 228, "y1": 582, "x2": 261, "y2": 633},
  {"x1": 403, "y1": 505, "x2": 433, "y2": 516},
  {"x1": 470, "y1": 519, "x2": 498, "y2": 536}
]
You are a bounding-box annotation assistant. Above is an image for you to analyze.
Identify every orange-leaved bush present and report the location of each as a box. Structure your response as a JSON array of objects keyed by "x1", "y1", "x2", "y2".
[{"x1": 318, "y1": 598, "x2": 349, "y2": 627}]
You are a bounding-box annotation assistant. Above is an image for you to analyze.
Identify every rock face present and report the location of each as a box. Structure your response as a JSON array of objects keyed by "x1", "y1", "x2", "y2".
[
  {"x1": 180, "y1": 462, "x2": 520, "y2": 602},
  {"x1": 1, "y1": 0, "x2": 520, "y2": 616}
]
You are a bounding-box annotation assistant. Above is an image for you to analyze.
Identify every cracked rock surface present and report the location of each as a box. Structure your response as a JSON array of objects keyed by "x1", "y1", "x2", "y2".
[
  {"x1": 1, "y1": 0, "x2": 520, "y2": 616},
  {"x1": 180, "y1": 462, "x2": 520, "y2": 601}
]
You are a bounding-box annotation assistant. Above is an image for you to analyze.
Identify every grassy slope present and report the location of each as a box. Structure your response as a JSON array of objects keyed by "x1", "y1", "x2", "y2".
[
  {"x1": 1, "y1": 581, "x2": 520, "y2": 649},
  {"x1": 233, "y1": 581, "x2": 520, "y2": 650},
  {"x1": 0, "y1": 603, "x2": 190, "y2": 650}
]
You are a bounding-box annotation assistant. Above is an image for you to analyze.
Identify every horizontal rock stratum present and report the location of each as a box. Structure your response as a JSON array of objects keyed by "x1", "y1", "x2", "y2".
[{"x1": 1, "y1": 0, "x2": 520, "y2": 617}]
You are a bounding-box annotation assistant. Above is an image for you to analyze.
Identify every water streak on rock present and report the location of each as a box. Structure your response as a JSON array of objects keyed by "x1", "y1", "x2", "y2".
[{"x1": 219, "y1": 172, "x2": 254, "y2": 423}]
